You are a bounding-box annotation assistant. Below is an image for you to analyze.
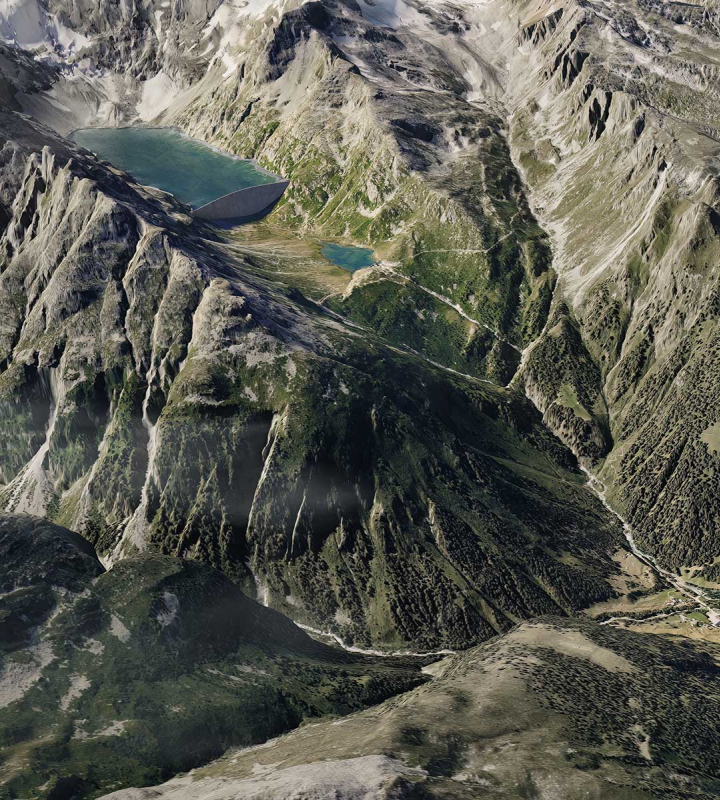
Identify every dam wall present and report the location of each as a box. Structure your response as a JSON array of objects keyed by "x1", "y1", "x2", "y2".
[{"x1": 193, "y1": 180, "x2": 290, "y2": 222}]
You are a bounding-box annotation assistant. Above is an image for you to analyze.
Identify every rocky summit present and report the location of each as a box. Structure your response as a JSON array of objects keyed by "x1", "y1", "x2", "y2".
[{"x1": 1, "y1": 0, "x2": 720, "y2": 797}]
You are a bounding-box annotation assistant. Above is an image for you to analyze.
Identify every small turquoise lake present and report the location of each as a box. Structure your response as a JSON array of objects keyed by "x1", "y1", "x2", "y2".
[
  {"x1": 321, "y1": 243, "x2": 375, "y2": 272},
  {"x1": 71, "y1": 127, "x2": 275, "y2": 209}
]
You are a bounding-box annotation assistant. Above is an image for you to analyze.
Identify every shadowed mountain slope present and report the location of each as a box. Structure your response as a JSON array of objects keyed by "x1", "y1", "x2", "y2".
[{"x1": 0, "y1": 513, "x2": 425, "y2": 798}]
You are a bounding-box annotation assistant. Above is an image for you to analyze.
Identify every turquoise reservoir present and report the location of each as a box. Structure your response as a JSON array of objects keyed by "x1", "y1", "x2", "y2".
[
  {"x1": 321, "y1": 243, "x2": 375, "y2": 272},
  {"x1": 71, "y1": 127, "x2": 276, "y2": 209}
]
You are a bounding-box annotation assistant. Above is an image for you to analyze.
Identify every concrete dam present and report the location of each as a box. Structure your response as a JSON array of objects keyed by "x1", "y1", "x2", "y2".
[
  {"x1": 70, "y1": 127, "x2": 289, "y2": 224},
  {"x1": 194, "y1": 179, "x2": 290, "y2": 222}
]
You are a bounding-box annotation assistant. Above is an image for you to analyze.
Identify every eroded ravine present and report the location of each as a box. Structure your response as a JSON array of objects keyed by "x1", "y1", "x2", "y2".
[{"x1": 504, "y1": 111, "x2": 720, "y2": 631}]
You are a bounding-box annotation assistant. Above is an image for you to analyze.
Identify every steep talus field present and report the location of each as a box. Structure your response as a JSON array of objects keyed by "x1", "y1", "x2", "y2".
[
  {"x1": 0, "y1": 104, "x2": 639, "y2": 651},
  {"x1": 0, "y1": 512, "x2": 426, "y2": 798},
  {"x1": 99, "y1": 615, "x2": 720, "y2": 800}
]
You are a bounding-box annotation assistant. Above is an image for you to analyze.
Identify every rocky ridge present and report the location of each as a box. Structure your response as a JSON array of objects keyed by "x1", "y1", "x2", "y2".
[
  {"x1": 2, "y1": 0, "x2": 720, "y2": 641},
  {"x1": 0, "y1": 101, "x2": 636, "y2": 653}
]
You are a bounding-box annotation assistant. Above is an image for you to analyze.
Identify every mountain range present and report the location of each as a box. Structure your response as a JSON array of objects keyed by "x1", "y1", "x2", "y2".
[{"x1": 1, "y1": 0, "x2": 720, "y2": 797}]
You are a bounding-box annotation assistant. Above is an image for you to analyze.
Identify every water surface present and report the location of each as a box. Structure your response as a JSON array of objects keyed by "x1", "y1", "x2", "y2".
[
  {"x1": 71, "y1": 127, "x2": 275, "y2": 209},
  {"x1": 321, "y1": 243, "x2": 375, "y2": 272}
]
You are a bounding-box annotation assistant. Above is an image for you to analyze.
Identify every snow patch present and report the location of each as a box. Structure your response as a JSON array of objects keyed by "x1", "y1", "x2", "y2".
[
  {"x1": 0, "y1": 0, "x2": 90, "y2": 57},
  {"x1": 0, "y1": 0, "x2": 46, "y2": 49},
  {"x1": 137, "y1": 72, "x2": 179, "y2": 122}
]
